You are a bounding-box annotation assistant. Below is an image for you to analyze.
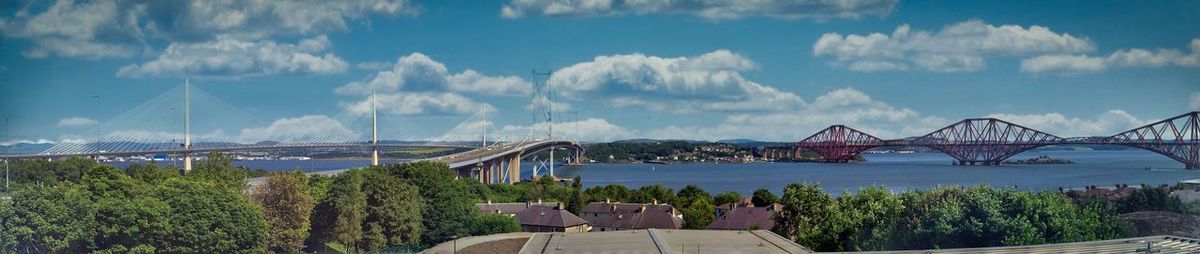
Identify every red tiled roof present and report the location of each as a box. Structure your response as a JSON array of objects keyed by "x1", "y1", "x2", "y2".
[
  {"x1": 707, "y1": 206, "x2": 776, "y2": 230},
  {"x1": 514, "y1": 206, "x2": 590, "y2": 228},
  {"x1": 580, "y1": 202, "x2": 683, "y2": 229},
  {"x1": 477, "y1": 202, "x2": 557, "y2": 215}
]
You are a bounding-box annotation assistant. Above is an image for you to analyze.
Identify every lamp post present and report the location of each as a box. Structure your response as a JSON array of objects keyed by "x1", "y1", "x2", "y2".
[{"x1": 452, "y1": 235, "x2": 459, "y2": 254}]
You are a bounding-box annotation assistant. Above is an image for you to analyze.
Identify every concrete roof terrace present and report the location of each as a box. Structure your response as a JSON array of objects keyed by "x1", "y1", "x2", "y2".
[{"x1": 423, "y1": 230, "x2": 1200, "y2": 254}]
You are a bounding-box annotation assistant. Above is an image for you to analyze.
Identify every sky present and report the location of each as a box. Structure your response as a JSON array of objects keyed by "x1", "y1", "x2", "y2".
[{"x1": 1, "y1": 0, "x2": 1198, "y2": 146}]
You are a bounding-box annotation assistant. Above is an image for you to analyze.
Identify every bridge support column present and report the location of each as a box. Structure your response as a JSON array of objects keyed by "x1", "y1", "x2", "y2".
[{"x1": 508, "y1": 152, "x2": 522, "y2": 184}]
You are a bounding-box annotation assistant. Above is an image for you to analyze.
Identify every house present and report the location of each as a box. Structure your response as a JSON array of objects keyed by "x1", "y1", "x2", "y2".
[
  {"x1": 707, "y1": 204, "x2": 781, "y2": 230},
  {"x1": 476, "y1": 200, "x2": 557, "y2": 215},
  {"x1": 579, "y1": 200, "x2": 684, "y2": 231},
  {"x1": 514, "y1": 204, "x2": 592, "y2": 233}
]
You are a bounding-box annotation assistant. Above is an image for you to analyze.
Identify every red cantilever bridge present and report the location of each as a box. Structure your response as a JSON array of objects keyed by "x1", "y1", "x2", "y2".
[{"x1": 762, "y1": 111, "x2": 1200, "y2": 169}]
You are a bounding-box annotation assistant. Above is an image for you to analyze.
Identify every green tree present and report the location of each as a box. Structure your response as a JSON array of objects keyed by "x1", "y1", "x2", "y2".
[
  {"x1": 831, "y1": 186, "x2": 902, "y2": 251},
  {"x1": 252, "y1": 172, "x2": 316, "y2": 252},
  {"x1": 156, "y1": 178, "x2": 268, "y2": 253},
  {"x1": 124, "y1": 163, "x2": 178, "y2": 184},
  {"x1": 752, "y1": 188, "x2": 779, "y2": 207},
  {"x1": 714, "y1": 191, "x2": 742, "y2": 206},
  {"x1": 680, "y1": 198, "x2": 716, "y2": 229},
  {"x1": 2, "y1": 184, "x2": 94, "y2": 252},
  {"x1": 472, "y1": 213, "x2": 522, "y2": 236},
  {"x1": 676, "y1": 185, "x2": 711, "y2": 205},
  {"x1": 773, "y1": 183, "x2": 835, "y2": 250},
  {"x1": 566, "y1": 189, "x2": 585, "y2": 214},
  {"x1": 382, "y1": 161, "x2": 476, "y2": 245},
  {"x1": 187, "y1": 152, "x2": 248, "y2": 191},
  {"x1": 584, "y1": 184, "x2": 631, "y2": 202},
  {"x1": 361, "y1": 169, "x2": 424, "y2": 251},
  {"x1": 630, "y1": 185, "x2": 679, "y2": 205}
]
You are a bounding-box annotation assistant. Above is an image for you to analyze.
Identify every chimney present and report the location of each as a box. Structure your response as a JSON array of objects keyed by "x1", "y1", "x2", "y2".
[
  {"x1": 606, "y1": 198, "x2": 611, "y2": 204},
  {"x1": 526, "y1": 201, "x2": 532, "y2": 208},
  {"x1": 653, "y1": 199, "x2": 658, "y2": 205},
  {"x1": 557, "y1": 202, "x2": 564, "y2": 210},
  {"x1": 538, "y1": 198, "x2": 543, "y2": 204},
  {"x1": 487, "y1": 199, "x2": 492, "y2": 204}
]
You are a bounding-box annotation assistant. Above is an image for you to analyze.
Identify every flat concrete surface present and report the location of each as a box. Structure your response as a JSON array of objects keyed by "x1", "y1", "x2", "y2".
[{"x1": 423, "y1": 231, "x2": 1200, "y2": 254}]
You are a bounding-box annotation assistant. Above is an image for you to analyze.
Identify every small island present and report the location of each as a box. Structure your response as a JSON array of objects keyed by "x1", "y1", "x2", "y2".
[{"x1": 1003, "y1": 155, "x2": 1074, "y2": 165}]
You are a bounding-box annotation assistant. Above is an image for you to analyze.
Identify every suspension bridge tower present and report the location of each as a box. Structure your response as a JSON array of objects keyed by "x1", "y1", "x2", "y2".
[{"x1": 182, "y1": 79, "x2": 192, "y2": 174}]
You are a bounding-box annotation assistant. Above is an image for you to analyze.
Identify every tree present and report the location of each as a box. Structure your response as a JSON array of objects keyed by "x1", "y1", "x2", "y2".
[
  {"x1": 773, "y1": 183, "x2": 835, "y2": 250},
  {"x1": 320, "y1": 169, "x2": 368, "y2": 252},
  {"x1": 571, "y1": 176, "x2": 583, "y2": 189},
  {"x1": 584, "y1": 184, "x2": 631, "y2": 202},
  {"x1": 630, "y1": 185, "x2": 679, "y2": 205},
  {"x1": 676, "y1": 185, "x2": 711, "y2": 205},
  {"x1": 253, "y1": 172, "x2": 316, "y2": 252},
  {"x1": 2, "y1": 184, "x2": 94, "y2": 253},
  {"x1": 156, "y1": 178, "x2": 268, "y2": 253},
  {"x1": 714, "y1": 191, "x2": 742, "y2": 207},
  {"x1": 124, "y1": 163, "x2": 178, "y2": 184},
  {"x1": 187, "y1": 152, "x2": 247, "y2": 191},
  {"x1": 382, "y1": 161, "x2": 476, "y2": 245},
  {"x1": 472, "y1": 213, "x2": 522, "y2": 236},
  {"x1": 680, "y1": 198, "x2": 716, "y2": 229},
  {"x1": 566, "y1": 189, "x2": 585, "y2": 214},
  {"x1": 752, "y1": 188, "x2": 778, "y2": 207},
  {"x1": 361, "y1": 169, "x2": 424, "y2": 251}
]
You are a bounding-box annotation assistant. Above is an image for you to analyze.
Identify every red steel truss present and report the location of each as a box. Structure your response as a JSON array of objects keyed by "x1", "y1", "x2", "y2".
[
  {"x1": 912, "y1": 118, "x2": 1064, "y2": 165},
  {"x1": 1106, "y1": 111, "x2": 1199, "y2": 169},
  {"x1": 796, "y1": 125, "x2": 887, "y2": 162},
  {"x1": 763, "y1": 111, "x2": 1200, "y2": 169}
]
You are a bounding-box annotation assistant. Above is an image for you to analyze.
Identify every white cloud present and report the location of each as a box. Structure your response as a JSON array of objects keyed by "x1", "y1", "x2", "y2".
[
  {"x1": 336, "y1": 53, "x2": 533, "y2": 96},
  {"x1": 1020, "y1": 38, "x2": 1200, "y2": 73},
  {"x1": 499, "y1": 0, "x2": 897, "y2": 21},
  {"x1": 235, "y1": 115, "x2": 360, "y2": 143},
  {"x1": 813, "y1": 20, "x2": 1094, "y2": 72},
  {"x1": 1190, "y1": 92, "x2": 1200, "y2": 110},
  {"x1": 57, "y1": 117, "x2": 99, "y2": 128},
  {"x1": 0, "y1": 139, "x2": 58, "y2": 146},
  {"x1": 344, "y1": 92, "x2": 497, "y2": 116},
  {"x1": 1, "y1": 0, "x2": 416, "y2": 58},
  {"x1": 646, "y1": 87, "x2": 948, "y2": 141},
  {"x1": 117, "y1": 36, "x2": 348, "y2": 78},
  {"x1": 984, "y1": 109, "x2": 1146, "y2": 137},
  {"x1": 547, "y1": 50, "x2": 805, "y2": 113},
  {"x1": 433, "y1": 118, "x2": 636, "y2": 142}
]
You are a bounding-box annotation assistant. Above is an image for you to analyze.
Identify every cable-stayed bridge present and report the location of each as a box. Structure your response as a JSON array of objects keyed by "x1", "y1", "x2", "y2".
[
  {"x1": 764, "y1": 111, "x2": 1200, "y2": 169},
  {"x1": 0, "y1": 82, "x2": 584, "y2": 183}
]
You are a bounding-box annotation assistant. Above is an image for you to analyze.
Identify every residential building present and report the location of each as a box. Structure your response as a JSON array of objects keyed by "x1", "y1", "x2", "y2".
[{"x1": 579, "y1": 200, "x2": 684, "y2": 231}]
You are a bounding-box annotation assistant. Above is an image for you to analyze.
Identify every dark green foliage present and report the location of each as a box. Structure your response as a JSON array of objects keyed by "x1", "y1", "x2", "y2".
[
  {"x1": 771, "y1": 185, "x2": 1131, "y2": 252},
  {"x1": 187, "y1": 152, "x2": 248, "y2": 191},
  {"x1": 773, "y1": 183, "x2": 835, "y2": 250},
  {"x1": 752, "y1": 188, "x2": 778, "y2": 207},
  {"x1": 472, "y1": 213, "x2": 522, "y2": 236},
  {"x1": 714, "y1": 191, "x2": 742, "y2": 206},
  {"x1": 629, "y1": 185, "x2": 679, "y2": 205},
  {"x1": 124, "y1": 163, "x2": 178, "y2": 184},
  {"x1": 584, "y1": 184, "x2": 632, "y2": 202},
  {"x1": 677, "y1": 185, "x2": 712, "y2": 205},
  {"x1": 361, "y1": 169, "x2": 424, "y2": 250},
  {"x1": 156, "y1": 178, "x2": 269, "y2": 253},
  {"x1": 680, "y1": 198, "x2": 716, "y2": 229},
  {"x1": 1, "y1": 162, "x2": 267, "y2": 253},
  {"x1": 566, "y1": 189, "x2": 585, "y2": 214},
  {"x1": 383, "y1": 161, "x2": 476, "y2": 246},
  {"x1": 1114, "y1": 185, "x2": 1182, "y2": 213}
]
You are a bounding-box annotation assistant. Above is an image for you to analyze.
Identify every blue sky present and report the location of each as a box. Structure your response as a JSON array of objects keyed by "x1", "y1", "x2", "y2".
[{"x1": 1, "y1": 0, "x2": 1198, "y2": 146}]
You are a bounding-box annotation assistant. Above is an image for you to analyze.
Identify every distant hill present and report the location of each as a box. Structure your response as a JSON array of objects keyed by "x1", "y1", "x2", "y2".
[
  {"x1": 611, "y1": 138, "x2": 705, "y2": 144},
  {"x1": 716, "y1": 139, "x2": 762, "y2": 144}
]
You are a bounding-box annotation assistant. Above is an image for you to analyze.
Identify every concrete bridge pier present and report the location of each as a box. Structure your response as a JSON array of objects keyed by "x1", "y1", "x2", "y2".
[{"x1": 507, "y1": 152, "x2": 522, "y2": 184}]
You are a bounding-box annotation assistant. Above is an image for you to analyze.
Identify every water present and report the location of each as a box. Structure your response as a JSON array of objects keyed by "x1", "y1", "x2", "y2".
[
  {"x1": 548, "y1": 149, "x2": 1197, "y2": 196},
  {"x1": 106, "y1": 150, "x2": 1197, "y2": 195}
]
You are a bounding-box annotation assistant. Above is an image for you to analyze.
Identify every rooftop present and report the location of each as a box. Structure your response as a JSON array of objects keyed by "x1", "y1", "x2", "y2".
[
  {"x1": 425, "y1": 232, "x2": 1200, "y2": 254},
  {"x1": 514, "y1": 205, "x2": 590, "y2": 228}
]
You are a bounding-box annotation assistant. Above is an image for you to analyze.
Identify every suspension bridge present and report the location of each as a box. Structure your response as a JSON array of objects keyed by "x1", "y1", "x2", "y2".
[
  {"x1": 0, "y1": 81, "x2": 584, "y2": 184},
  {"x1": 763, "y1": 111, "x2": 1200, "y2": 169}
]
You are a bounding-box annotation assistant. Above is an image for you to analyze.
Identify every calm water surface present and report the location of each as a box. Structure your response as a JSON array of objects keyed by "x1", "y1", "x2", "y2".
[{"x1": 109, "y1": 150, "x2": 1197, "y2": 195}]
